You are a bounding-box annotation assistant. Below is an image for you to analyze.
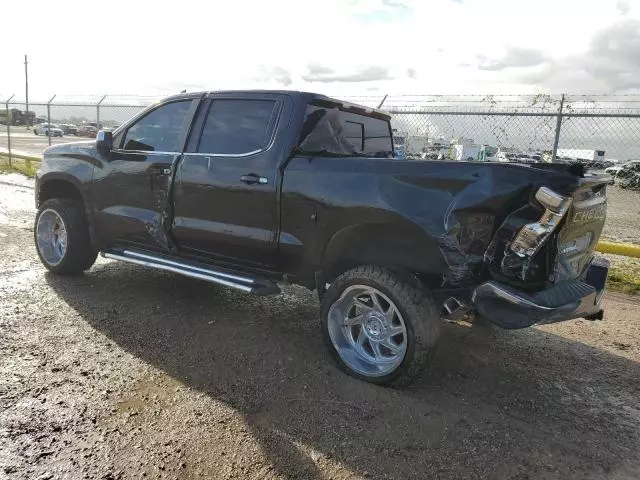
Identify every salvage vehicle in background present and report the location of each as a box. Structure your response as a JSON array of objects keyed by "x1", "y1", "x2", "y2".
[
  {"x1": 34, "y1": 123, "x2": 64, "y2": 137},
  {"x1": 616, "y1": 162, "x2": 640, "y2": 189},
  {"x1": 33, "y1": 90, "x2": 611, "y2": 386},
  {"x1": 61, "y1": 124, "x2": 78, "y2": 135},
  {"x1": 605, "y1": 161, "x2": 640, "y2": 182},
  {"x1": 76, "y1": 125, "x2": 98, "y2": 137}
]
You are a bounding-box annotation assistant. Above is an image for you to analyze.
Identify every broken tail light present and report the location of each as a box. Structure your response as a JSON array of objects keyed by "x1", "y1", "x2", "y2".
[{"x1": 510, "y1": 187, "x2": 572, "y2": 258}]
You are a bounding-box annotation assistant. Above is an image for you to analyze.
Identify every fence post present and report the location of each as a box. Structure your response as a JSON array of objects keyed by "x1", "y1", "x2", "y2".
[
  {"x1": 97, "y1": 95, "x2": 106, "y2": 130},
  {"x1": 551, "y1": 94, "x2": 565, "y2": 162},
  {"x1": 5, "y1": 94, "x2": 15, "y2": 167},
  {"x1": 46, "y1": 95, "x2": 56, "y2": 146}
]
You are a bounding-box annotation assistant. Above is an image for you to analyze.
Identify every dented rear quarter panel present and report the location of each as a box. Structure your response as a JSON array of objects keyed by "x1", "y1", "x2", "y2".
[{"x1": 279, "y1": 158, "x2": 591, "y2": 288}]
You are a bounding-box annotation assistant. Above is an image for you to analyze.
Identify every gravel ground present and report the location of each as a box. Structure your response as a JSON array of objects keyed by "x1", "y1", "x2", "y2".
[
  {"x1": 1, "y1": 173, "x2": 640, "y2": 479},
  {"x1": 599, "y1": 184, "x2": 640, "y2": 243}
]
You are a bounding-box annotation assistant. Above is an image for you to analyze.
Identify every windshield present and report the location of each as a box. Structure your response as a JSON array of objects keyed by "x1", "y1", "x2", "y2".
[{"x1": 298, "y1": 104, "x2": 393, "y2": 158}]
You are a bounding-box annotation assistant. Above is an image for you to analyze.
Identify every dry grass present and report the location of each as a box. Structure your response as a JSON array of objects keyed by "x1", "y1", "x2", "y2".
[
  {"x1": 0, "y1": 153, "x2": 40, "y2": 177},
  {"x1": 604, "y1": 253, "x2": 640, "y2": 295}
]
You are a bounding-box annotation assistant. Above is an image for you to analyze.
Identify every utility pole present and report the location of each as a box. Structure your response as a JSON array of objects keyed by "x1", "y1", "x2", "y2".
[
  {"x1": 24, "y1": 54, "x2": 30, "y2": 129},
  {"x1": 6, "y1": 95, "x2": 15, "y2": 167},
  {"x1": 551, "y1": 94, "x2": 565, "y2": 162}
]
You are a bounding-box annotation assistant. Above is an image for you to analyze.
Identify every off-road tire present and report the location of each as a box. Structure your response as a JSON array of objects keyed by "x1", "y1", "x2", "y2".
[
  {"x1": 320, "y1": 266, "x2": 441, "y2": 387},
  {"x1": 34, "y1": 198, "x2": 97, "y2": 274}
]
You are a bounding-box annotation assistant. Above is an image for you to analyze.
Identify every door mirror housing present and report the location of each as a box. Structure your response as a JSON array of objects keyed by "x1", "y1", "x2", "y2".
[{"x1": 96, "y1": 130, "x2": 113, "y2": 154}]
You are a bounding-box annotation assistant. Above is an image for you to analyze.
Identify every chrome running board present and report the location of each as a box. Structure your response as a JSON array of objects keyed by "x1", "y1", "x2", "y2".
[{"x1": 101, "y1": 248, "x2": 280, "y2": 295}]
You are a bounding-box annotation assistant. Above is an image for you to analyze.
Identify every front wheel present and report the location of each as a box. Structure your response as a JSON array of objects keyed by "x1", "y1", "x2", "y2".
[
  {"x1": 34, "y1": 198, "x2": 97, "y2": 274},
  {"x1": 320, "y1": 266, "x2": 441, "y2": 387}
]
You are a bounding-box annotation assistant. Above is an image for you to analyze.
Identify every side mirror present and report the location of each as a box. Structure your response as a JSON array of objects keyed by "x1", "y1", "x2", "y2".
[{"x1": 96, "y1": 130, "x2": 113, "y2": 155}]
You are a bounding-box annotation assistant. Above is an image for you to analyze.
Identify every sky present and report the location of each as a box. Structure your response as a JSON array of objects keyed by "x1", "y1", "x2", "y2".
[{"x1": 1, "y1": 0, "x2": 639, "y2": 101}]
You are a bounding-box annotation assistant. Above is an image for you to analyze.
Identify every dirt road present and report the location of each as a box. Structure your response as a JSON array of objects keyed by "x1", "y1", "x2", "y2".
[{"x1": 1, "y1": 173, "x2": 639, "y2": 479}]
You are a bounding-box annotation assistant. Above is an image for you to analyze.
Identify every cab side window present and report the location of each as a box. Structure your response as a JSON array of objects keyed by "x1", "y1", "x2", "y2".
[
  {"x1": 197, "y1": 99, "x2": 278, "y2": 155},
  {"x1": 121, "y1": 100, "x2": 195, "y2": 153}
]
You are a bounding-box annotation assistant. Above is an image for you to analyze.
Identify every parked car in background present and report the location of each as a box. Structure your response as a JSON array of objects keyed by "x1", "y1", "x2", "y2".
[
  {"x1": 77, "y1": 125, "x2": 99, "y2": 137},
  {"x1": 34, "y1": 123, "x2": 64, "y2": 137},
  {"x1": 60, "y1": 124, "x2": 78, "y2": 135}
]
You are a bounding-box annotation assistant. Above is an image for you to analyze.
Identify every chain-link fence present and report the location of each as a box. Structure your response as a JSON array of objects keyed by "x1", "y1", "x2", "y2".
[
  {"x1": 2, "y1": 93, "x2": 640, "y2": 171},
  {"x1": 0, "y1": 96, "x2": 158, "y2": 166},
  {"x1": 340, "y1": 94, "x2": 640, "y2": 170}
]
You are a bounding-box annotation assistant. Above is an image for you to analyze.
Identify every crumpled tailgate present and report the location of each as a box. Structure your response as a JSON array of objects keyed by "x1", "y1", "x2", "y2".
[{"x1": 554, "y1": 177, "x2": 608, "y2": 282}]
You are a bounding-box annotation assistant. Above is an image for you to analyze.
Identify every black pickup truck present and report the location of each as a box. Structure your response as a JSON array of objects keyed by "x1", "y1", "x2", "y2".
[{"x1": 34, "y1": 90, "x2": 610, "y2": 386}]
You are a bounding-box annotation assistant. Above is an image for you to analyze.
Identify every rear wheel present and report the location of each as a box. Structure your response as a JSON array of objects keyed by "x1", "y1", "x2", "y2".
[
  {"x1": 320, "y1": 266, "x2": 441, "y2": 387},
  {"x1": 34, "y1": 198, "x2": 97, "y2": 274}
]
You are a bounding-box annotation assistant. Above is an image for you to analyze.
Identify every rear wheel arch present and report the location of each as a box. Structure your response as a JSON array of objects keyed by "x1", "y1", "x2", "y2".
[{"x1": 320, "y1": 222, "x2": 448, "y2": 285}]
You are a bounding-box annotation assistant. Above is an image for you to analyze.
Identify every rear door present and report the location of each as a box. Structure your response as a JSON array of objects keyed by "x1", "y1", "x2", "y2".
[
  {"x1": 172, "y1": 93, "x2": 288, "y2": 269},
  {"x1": 91, "y1": 98, "x2": 200, "y2": 250}
]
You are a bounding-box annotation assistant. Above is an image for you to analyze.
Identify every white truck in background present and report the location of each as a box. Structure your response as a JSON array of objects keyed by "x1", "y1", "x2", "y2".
[{"x1": 556, "y1": 149, "x2": 605, "y2": 162}]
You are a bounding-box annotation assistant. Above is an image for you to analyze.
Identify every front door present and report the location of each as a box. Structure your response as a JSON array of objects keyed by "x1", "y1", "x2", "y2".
[
  {"x1": 91, "y1": 98, "x2": 200, "y2": 251},
  {"x1": 171, "y1": 93, "x2": 288, "y2": 269}
]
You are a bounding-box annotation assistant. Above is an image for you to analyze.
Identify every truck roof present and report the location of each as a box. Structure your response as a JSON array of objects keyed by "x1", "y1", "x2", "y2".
[{"x1": 162, "y1": 90, "x2": 391, "y2": 120}]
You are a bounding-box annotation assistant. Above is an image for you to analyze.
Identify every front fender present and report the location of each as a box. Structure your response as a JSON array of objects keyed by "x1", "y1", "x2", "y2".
[
  {"x1": 37, "y1": 142, "x2": 99, "y2": 206},
  {"x1": 36, "y1": 147, "x2": 99, "y2": 246},
  {"x1": 36, "y1": 170, "x2": 92, "y2": 207}
]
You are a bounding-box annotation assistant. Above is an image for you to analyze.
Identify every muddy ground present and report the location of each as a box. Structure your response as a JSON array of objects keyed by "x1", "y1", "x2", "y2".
[{"x1": 1, "y1": 173, "x2": 640, "y2": 480}]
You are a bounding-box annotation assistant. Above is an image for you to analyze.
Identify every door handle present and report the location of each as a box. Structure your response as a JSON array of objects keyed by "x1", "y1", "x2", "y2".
[
  {"x1": 150, "y1": 167, "x2": 171, "y2": 175},
  {"x1": 240, "y1": 173, "x2": 268, "y2": 185}
]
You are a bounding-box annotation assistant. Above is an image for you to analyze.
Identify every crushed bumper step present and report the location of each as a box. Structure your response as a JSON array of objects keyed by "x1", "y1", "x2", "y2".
[{"x1": 472, "y1": 259, "x2": 609, "y2": 329}]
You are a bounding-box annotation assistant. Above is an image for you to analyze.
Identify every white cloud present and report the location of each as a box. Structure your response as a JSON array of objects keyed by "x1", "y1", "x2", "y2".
[
  {"x1": 0, "y1": 0, "x2": 638, "y2": 100},
  {"x1": 302, "y1": 65, "x2": 392, "y2": 83},
  {"x1": 617, "y1": 0, "x2": 631, "y2": 15}
]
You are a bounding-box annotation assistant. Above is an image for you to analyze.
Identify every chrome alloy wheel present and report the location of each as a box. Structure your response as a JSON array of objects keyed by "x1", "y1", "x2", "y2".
[
  {"x1": 327, "y1": 285, "x2": 408, "y2": 377},
  {"x1": 36, "y1": 209, "x2": 68, "y2": 266}
]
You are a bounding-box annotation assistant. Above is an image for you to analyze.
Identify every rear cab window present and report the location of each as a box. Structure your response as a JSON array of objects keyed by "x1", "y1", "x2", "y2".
[{"x1": 298, "y1": 101, "x2": 394, "y2": 158}]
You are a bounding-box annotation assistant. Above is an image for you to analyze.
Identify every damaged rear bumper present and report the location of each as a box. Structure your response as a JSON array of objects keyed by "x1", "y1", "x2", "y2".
[{"x1": 472, "y1": 257, "x2": 609, "y2": 329}]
